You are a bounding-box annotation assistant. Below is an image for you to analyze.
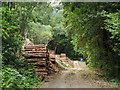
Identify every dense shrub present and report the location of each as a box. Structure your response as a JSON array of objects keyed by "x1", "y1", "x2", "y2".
[
  {"x1": 2, "y1": 6, "x2": 42, "y2": 88},
  {"x1": 62, "y1": 2, "x2": 120, "y2": 79}
]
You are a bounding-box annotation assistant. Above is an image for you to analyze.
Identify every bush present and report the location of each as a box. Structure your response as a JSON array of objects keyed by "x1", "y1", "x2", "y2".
[{"x1": 2, "y1": 65, "x2": 42, "y2": 88}]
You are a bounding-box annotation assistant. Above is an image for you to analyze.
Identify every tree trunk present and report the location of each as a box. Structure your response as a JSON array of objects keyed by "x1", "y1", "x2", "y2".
[
  {"x1": 10, "y1": 2, "x2": 12, "y2": 10},
  {"x1": 13, "y1": 2, "x2": 15, "y2": 9},
  {"x1": 8, "y1": 2, "x2": 10, "y2": 9}
]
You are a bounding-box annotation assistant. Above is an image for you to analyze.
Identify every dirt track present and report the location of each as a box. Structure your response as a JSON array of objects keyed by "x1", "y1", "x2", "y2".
[{"x1": 39, "y1": 61, "x2": 118, "y2": 88}]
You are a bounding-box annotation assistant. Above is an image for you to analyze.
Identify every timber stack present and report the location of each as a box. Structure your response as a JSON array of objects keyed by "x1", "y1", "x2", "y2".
[
  {"x1": 60, "y1": 53, "x2": 70, "y2": 63},
  {"x1": 47, "y1": 50, "x2": 58, "y2": 74},
  {"x1": 60, "y1": 53, "x2": 74, "y2": 67},
  {"x1": 23, "y1": 44, "x2": 49, "y2": 81}
]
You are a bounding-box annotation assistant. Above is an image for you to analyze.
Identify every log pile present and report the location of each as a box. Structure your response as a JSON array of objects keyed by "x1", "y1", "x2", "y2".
[
  {"x1": 23, "y1": 44, "x2": 49, "y2": 81},
  {"x1": 60, "y1": 53, "x2": 74, "y2": 67},
  {"x1": 22, "y1": 39, "x2": 75, "y2": 81},
  {"x1": 60, "y1": 53, "x2": 69, "y2": 63},
  {"x1": 47, "y1": 50, "x2": 58, "y2": 74},
  {"x1": 49, "y1": 50, "x2": 55, "y2": 62}
]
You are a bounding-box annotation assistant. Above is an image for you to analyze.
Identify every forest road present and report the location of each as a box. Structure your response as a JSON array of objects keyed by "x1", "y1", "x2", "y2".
[{"x1": 39, "y1": 61, "x2": 118, "y2": 88}]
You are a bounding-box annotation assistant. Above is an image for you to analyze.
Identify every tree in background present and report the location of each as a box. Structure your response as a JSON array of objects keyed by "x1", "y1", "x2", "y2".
[
  {"x1": 27, "y1": 2, "x2": 54, "y2": 44},
  {"x1": 27, "y1": 2, "x2": 81, "y2": 59},
  {"x1": 2, "y1": 3, "x2": 43, "y2": 88},
  {"x1": 2, "y1": 2, "x2": 37, "y2": 37},
  {"x1": 62, "y1": 2, "x2": 120, "y2": 79},
  {"x1": 28, "y1": 22, "x2": 53, "y2": 44},
  {"x1": 46, "y1": 6, "x2": 81, "y2": 59}
]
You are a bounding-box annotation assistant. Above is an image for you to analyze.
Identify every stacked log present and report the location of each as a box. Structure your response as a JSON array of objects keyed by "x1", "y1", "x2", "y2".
[
  {"x1": 47, "y1": 50, "x2": 58, "y2": 74},
  {"x1": 60, "y1": 53, "x2": 68, "y2": 63},
  {"x1": 60, "y1": 53, "x2": 73, "y2": 67},
  {"x1": 23, "y1": 44, "x2": 48, "y2": 81},
  {"x1": 48, "y1": 50, "x2": 55, "y2": 63}
]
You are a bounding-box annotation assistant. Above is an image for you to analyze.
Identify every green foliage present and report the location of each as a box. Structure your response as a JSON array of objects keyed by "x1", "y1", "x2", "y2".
[
  {"x1": 27, "y1": 2, "x2": 54, "y2": 44},
  {"x1": 47, "y1": 8, "x2": 81, "y2": 59},
  {"x1": 2, "y1": 67, "x2": 28, "y2": 88},
  {"x1": 109, "y1": 79, "x2": 120, "y2": 85},
  {"x1": 2, "y1": 65, "x2": 42, "y2": 88},
  {"x1": 2, "y1": 2, "x2": 120, "y2": 87},
  {"x1": 2, "y1": 2, "x2": 37, "y2": 37},
  {"x1": 103, "y1": 10, "x2": 120, "y2": 56},
  {"x1": 27, "y1": 2, "x2": 80, "y2": 59},
  {"x1": 32, "y1": 2, "x2": 53, "y2": 25},
  {"x1": 28, "y1": 22, "x2": 53, "y2": 44},
  {"x1": 2, "y1": 5, "x2": 42, "y2": 88},
  {"x1": 62, "y1": 2, "x2": 120, "y2": 80},
  {"x1": 52, "y1": 24, "x2": 66, "y2": 36},
  {"x1": 2, "y1": 7, "x2": 23, "y2": 65}
]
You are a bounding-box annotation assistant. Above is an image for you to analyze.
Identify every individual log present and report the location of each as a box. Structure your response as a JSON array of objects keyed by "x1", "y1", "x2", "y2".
[
  {"x1": 48, "y1": 61, "x2": 52, "y2": 64},
  {"x1": 33, "y1": 62, "x2": 46, "y2": 65},
  {"x1": 24, "y1": 53, "x2": 46, "y2": 55},
  {"x1": 49, "y1": 54, "x2": 55, "y2": 59},
  {"x1": 24, "y1": 54, "x2": 47, "y2": 58},
  {"x1": 34, "y1": 66, "x2": 46, "y2": 69},
  {"x1": 35, "y1": 72, "x2": 48, "y2": 75},
  {"x1": 29, "y1": 58, "x2": 46, "y2": 61},
  {"x1": 28, "y1": 62, "x2": 46, "y2": 66},
  {"x1": 35, "y1": 68, "x2": 48, "y2": 72},
  {"x1": 29, "y1": 60, "x2": 46, "y2": 63},
  {"x1": 24, "y1": 48, "x2": 47, "y2": 51},
  {"x1": 63, "y1": 60, "x2": 69, "y2": 62},
  {"x1": 24, "y1": 53, "x2": 47, "y2": 56},
  {"x1": 60, "y1": 53, "x2": 66, "y2": 57},
  {"x1": 60, "y1": 57, "x2": 67, "y2": 59},
  {"x1": 24, "y1": 45, "x2": 46, "y2": 49},
  {"x1": 25, "y1": 51, "x2": 47, "y2": 53},
  {"x1": 49, "y1": 59, "x2": 55, "y2": 61}
]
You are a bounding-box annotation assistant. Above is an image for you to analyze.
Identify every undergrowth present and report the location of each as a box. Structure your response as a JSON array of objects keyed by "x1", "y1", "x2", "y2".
[{"x1": 2, "y1": 59, "x2": 43, "y2": 88}]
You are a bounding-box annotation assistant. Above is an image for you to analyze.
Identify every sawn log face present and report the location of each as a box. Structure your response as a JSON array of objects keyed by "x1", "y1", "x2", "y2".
[{"x1": 23, "y1": 44, "x2": 48, "y2": 81}]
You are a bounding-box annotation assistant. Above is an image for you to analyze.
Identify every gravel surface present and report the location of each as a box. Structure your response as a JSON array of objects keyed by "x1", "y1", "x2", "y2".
[{"x1": 39, "y1": 61, "x2": 118, "y2": 88}]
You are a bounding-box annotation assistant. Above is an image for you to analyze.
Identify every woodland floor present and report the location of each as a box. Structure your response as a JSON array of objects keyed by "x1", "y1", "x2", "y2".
[{"x1": 38, "y1": 61, "x2": 119, "y2": 88}]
